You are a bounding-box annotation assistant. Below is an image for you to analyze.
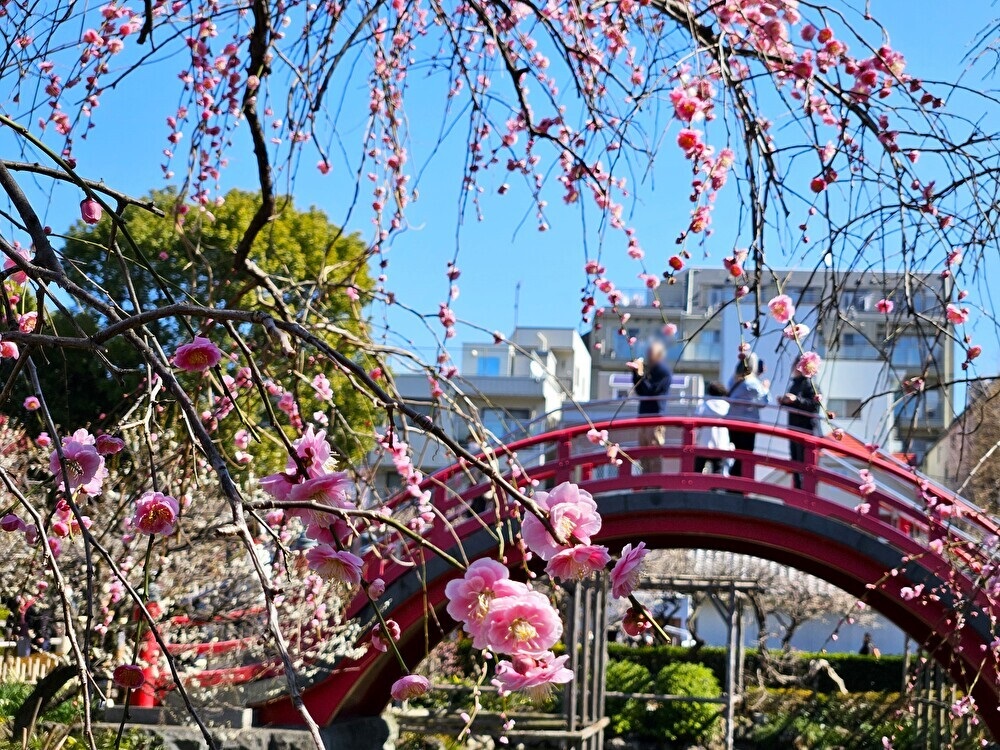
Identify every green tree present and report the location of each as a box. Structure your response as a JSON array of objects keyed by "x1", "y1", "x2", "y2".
[{"x1": 30, "y1": 190, "x2": 376, "y2": 464}]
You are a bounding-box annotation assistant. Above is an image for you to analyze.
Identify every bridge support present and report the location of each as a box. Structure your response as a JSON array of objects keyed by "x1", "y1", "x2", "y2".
[{"x1": 563, "y1": 573, "x2": 610, "y2": 750}]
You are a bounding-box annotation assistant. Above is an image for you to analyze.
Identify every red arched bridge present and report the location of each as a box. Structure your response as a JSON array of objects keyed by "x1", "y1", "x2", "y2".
[{"x1": 152, "y1": 411, "x2": 1000, "y2": 737}]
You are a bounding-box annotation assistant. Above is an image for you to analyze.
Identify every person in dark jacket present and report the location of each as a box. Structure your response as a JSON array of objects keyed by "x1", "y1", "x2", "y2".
[
  {"x1": 859, "y1": 632, "x2": 880, "y2": 658},
  {"x1": 727, "y1": 352, "x2": 771, "y2": 478},
  {"x1": 632, "y1": 341, "x2": 672, "y2": 473},
  {"x1": 779, "y1": 354, "x2": 822, "y2": 489}
]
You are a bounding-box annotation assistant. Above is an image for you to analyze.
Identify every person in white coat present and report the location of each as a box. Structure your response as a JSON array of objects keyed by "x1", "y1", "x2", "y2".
[{"x1": 695, "y1": 382, "x2": 733, "y2": 475}]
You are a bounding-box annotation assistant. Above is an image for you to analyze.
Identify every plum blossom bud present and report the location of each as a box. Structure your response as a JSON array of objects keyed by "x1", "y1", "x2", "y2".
[
  {"x1": 112, "y1": 664, "x2": 146, "y2": 689},
  {"x1": 80, "y1": 198, "x2": 103, "y2": 225},
  {"x1": 622, "y1": 607, "x2": 650, "y2": 637},
  {"x1": 368, "y1": 578, "x2": 386, "y2": 599},
  {"x1": 391, "y1": 674, "x2": 429, "y2": 701},
  {"x1": 96, "y1": 435, "x2": 125, "y2": 455},
  {"x1": 371, "y1": 619, "x2": 401, "y2": 652},
  {"x1": 1, "y1": 514, "x2": 26, "y2": 533}
]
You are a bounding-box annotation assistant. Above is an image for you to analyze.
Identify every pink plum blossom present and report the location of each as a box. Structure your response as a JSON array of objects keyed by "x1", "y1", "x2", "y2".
[
  {"x1": 946, "y1": 303, "x2": 970, "y2": 325},
  {"x1": 767, "y1": 294, "x2": 796, "y2": 324},
  {"x1": 876, "y1": 298, "x2": 894, "y2": 314},
  {"x1": 391, "y1": 674, "x2": 429, "y2": 701},
  {"x1": 50, "y1": 437, "x2": 106, "y2": 496},
  {"x1": 445, "y1": 559, "x2": 528, "y2": 643},
  {"x1": 3, "y1": 246, "x2": 29, "y2": 284},
  {"x1": 493, "y1": 651, "x2": 573, "y2": 697},
  {"x1": 18, "y1": 312, "x2": 36, "y2": 332},
  {"x1": 545, "y1": 545, "x2": 611, "y2": 581},
  {"x1": 483, "y1": 589, "x2": 562, "y2": 655},
  {"x1": 0, "y1": 341, "x2": 20, "y2": 359},
  {"x1": 23, "y1": 396, "x2": 40, "y2": 411},
  {"x1": 287, "y1": 471, "x2": 352, "y2": 526},
  {"x1": 783, "y1": 323, "x2": 810, "y2": 340},
  {"x1": 795, "y1": 351, "x2": 822, "y2": 378},
  {"x1": 305, "y1": 544, "x2": 363, "y2": 587},
  {"x1": 312, "y1": 373, "x2": 334, "y2": 401},
  {"x1": 173, "y1": 336, "x2": 222, "y2": 372},
  {"x1": 132, "y1": 491, "x2": 180, "y2": 535},
  {"x1": 610, "y1": 542, "x2": 648, "y2": 599},
  {"x1": 521, "y1": 482, "x2": 601, "y2": 560},
  {"x1": 288, "y1": 425, "x2": 333, "y2": 476},
  {"x1": 586, "y1": 428, "x2": 608, "y2": 445},
  {"x1": 899, "y1": 584, "x2": 924, "y2": 601},
  {"x1": 858, "y1": 469, "x2": 876, "y2": 496},
  {"x1": 260, "y1": 472, "x2": 295, "y2": 501}
]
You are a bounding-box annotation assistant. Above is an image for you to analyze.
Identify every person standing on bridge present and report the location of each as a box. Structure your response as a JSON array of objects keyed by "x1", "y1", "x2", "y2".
[
  {"x1": 780, "y1": 353, "x2": 822, "y2": 490},
  {"x1": 727, "y1": 352, "x2": 770, "y2": 478},
  {"x1": 695, "y1": 381, "x2": 733, "y2": 476},
  {"x1": 632, "y1": 341, "x2": 673, "y2": 474}
]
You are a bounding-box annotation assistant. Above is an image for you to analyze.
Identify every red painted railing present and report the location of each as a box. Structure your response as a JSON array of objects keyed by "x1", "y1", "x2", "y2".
[{"x1": 149, "y1": 413, "x2": 999, "y2": 698}]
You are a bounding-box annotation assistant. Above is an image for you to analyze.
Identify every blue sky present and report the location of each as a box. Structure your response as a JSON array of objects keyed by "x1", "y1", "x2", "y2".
[{"x1": 6, "y1": 1, "x2": 1000, "y2": 377}]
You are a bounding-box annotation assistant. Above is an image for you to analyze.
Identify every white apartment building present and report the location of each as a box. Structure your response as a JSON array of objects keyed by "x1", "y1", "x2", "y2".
[
  {"x1": 586, "y1": 267, "x2": 954, "y2": 460},
  {"x1": 372, "y1": 327, "x2": 592, "y2": 497}
]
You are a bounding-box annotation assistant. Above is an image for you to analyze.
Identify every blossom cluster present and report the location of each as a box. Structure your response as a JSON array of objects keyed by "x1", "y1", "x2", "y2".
[{"x1": 432, "y1": 483, "x2": 649, "y2": 697}]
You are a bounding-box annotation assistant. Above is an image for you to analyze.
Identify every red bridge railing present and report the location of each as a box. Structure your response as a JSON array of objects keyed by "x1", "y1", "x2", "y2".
[{"x1": 149, "y1": 411, "x2": 999, "y2": 697}]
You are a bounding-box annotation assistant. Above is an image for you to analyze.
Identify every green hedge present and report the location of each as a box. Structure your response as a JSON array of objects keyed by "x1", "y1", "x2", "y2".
[{"x1": 606, "y1": 644, "x2": 904, "y2": 693}]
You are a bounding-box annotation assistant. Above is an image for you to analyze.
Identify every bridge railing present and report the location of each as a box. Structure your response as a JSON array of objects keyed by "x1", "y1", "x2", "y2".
[
  {"x1": 382, "y1": 404, "x2": 997, "y2": 545},
  {"x1": 149, "y1": 408, "x2": 999, "y2": 694}
]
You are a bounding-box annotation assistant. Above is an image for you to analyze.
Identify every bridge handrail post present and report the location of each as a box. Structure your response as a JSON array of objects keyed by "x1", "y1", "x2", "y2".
[
  {"x1": 680, "y1": 423, "x2": 697, "y2": 474},
  {"x1": 801, "y1": 442, "x2": 819, "y2": 495},
  {"x1": 555, "y1": 437, "x2": 573, "y2": 484}
]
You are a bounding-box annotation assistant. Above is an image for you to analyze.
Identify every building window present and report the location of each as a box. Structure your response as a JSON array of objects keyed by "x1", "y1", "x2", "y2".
[
  {"x1": 705, "y1": 287, "x2": 728, "y2": 309},
  {"x1": 683, "y1": 329, "x2": 721, "y2": 361},
  {"x1": 837, "y1": 332, "x2": 873, "y2": 359},
  {"x1": 889, "y1": 335, "x2": 940, "y2": 369},
  {"x1": 826, "y1": 398, "x2": 863, "y2": 419},
  {"x1": 482, "y1": 408, "x2": 532, "y2": 439},
  {"x1": 610, "y1": 327, "x2": 641, "y2": 360},
  {"x1": 476, "y1": 356, "x2": 501, "y2": 376},
  {"x1": 894, "y1": 389, "x2": 942, "y2": 428}
]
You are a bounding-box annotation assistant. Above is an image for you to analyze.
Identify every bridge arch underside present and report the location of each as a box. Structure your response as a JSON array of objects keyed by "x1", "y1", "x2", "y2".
[{"x1": 257, "y1": 490, "x2": 1000, "y2": 739}]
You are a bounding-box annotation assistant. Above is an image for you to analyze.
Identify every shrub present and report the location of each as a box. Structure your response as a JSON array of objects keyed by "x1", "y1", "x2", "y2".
[
  {"x1": 606, "y1": 644, "x2": 905, "y2": 694},
  {"x1": 650, "y1": 662, "x2": 722, "y2": 745},
  {"x1": 605, "y1": 660, "x2": 652, "y2": 737}
]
